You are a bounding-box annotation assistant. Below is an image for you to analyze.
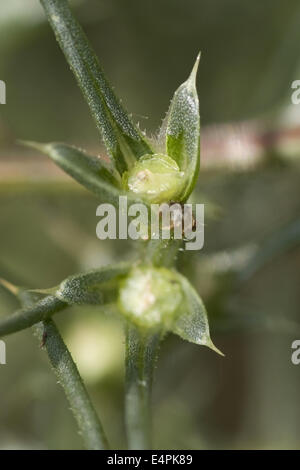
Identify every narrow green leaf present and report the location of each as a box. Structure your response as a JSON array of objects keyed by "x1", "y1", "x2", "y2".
[
  {"x1": 21, "y1": 140, "x2": 123, "y2": 202},
  {"x1": 40, "y1": 0, "x2": 153, "y2": 173},
  {"x1": 172, "y1": 273, "x2": 224, "y2": 355},
  {"x1": 125, "y1": 324, "x2": 161, "y2": 449},
  {"x1": 165, "y1": 54, "x2": 201, "y2": 201},
  {"x1": 0, "y1": 293, "x2": 67, "y2": 338},
  {"x1": 21, "y1": 140, "x2": 147, "y2": 207},
  {"x1": 55, "y1": 262, "x2": 131, "y2": 305}
]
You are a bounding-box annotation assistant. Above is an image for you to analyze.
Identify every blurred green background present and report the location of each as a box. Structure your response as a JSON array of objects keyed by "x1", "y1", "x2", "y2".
[{"x1": 0, "y1": 0, "x2": 300, "y2": 449}]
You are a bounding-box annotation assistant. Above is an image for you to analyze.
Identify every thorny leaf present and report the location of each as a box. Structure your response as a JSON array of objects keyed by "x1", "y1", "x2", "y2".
[
  {"x1": 164, "y1": 54, "x2": 201, "y2": 201},
  {"x1": 40, "y1": 0, "x2": 153, "y2": 174}
]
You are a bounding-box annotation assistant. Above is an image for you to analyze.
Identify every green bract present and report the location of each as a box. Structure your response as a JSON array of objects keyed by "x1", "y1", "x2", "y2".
[{"x1": 118, "y1": 265, "x2": 183, "y2": 329}]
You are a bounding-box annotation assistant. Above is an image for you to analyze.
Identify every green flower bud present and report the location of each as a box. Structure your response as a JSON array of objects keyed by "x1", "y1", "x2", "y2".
[
  {"x1": 118, "y1": 265, "x2": 183, "y2": 329},
  {"x1": 123, "y1": 154, "x2": 185, "y2": 203}
]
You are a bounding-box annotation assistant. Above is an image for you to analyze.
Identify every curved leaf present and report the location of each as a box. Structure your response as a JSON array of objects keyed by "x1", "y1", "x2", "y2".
[
  {"x1": 171, "y1": 273, "x2": 224, "y2": 355},
  {"x1": 40, "y1": 0, "x2": 153, "y2": 173},
  {"x1": 165, "y1": 54, "x2": 201, "y2": 201},
  {"x1": 0, "y1": 294, "x2": 67, "y2": 338}
]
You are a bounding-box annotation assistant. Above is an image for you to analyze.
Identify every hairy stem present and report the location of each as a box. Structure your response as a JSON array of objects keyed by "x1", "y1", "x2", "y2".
[
  {"x1": 237, "y1": 217, "x2": 300, "y2": 283},
  {"x1": 34, "y1": 319, "x2": 109, "y2": 450},
  {"x1": 125, "y1": 324, "x2": 161, "y2": 449}
]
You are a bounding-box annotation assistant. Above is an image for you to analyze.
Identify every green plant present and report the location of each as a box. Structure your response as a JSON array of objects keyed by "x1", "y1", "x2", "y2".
[{"x1": 0, "y1": 0, "x2": 223, "y2": 450}]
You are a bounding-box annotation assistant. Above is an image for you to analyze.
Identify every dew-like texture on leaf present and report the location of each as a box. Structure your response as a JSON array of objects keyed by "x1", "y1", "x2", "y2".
[
  {"x1": 172, "y1": 273, "x2": 223, "y2": 355},
  {"x1": 118, "y1": 265, "x2": 183, "y2": 329},
  {"x1": 165, "y1": 55, "x2": 200, "y2": 201},
  {"x1": 40, "y1": 0, "x2": 153, "y2": 173}
]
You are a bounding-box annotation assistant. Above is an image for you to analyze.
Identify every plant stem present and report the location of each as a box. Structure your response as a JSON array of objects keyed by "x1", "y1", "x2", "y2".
[
  {"x1": 125, "y1": 324, "x2": 161, "y2": 449},
  {"x1": 34, "y1": 319, "x2": 109, "y2": 450},
  {"x1": 144, "y1": 238, "x2": 183, "y2": 268}
]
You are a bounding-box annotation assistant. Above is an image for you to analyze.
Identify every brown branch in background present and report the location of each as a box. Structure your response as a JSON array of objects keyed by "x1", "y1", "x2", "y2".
[
  {"x1": 201, "y1": 120, "x2": 300, "y2": 169},
  {"x1": 0, "y1": 119, "x2": 299, "y2": 182}
]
